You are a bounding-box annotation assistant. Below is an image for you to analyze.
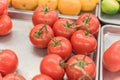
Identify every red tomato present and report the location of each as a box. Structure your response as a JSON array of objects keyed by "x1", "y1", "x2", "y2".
[
  {"x1": 29, "y1": 23, "x2": 54, "y2": 48},
  {"x1": 0, "y1": 3, "x2": 6, "y2": 16},
  {"x1": 48, "y1": 36, "x2": 72, "y2": 59},
  {"x1": 0, "y1": 15, "x2": 12, "y2": 36},
  {"x1": 32, "y1": 7, "x2": 58, "y2": 27},
  {"x1": 0, "y1": 0, "x2": 8, "y2": 15},
  {"x1": 103, "y1": 40, "x2": 120, "y2": 72},
  {"x1": 3, "y1": 73, "x2": 25, "y2": 80},
  {"x1": 76, "y1": 13, "x2": 100, "y2": 35},
  {"x1": 0, "y1": 73, "x2": 2, "y2": 80},
  {"x1": 53, "y1": 18, "x2": 76, "y2": 39},
  {"x1": 65, "y1": 54, "x2": 96, "y2": 80},
  {"x1": 71, "y1": 30, "x2": 97, "y2": 55},
  {"x1": 32, "y1": 74, "x2": 53, "y2": 80},
  {"x1": 40, "y1": 54, "x2": 65, "y2": 80},
  {"x1": 0, "y1": 49, "x2": 18, "y2": 76}
]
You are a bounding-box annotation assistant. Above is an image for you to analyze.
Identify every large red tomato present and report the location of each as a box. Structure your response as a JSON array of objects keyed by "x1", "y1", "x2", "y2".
[
  {"x1": 53, "y1": 18, "x2": 76, "y2": 39},
  {"x1": 103, "y1": 40, "x2": 120, "y2": 72},
  {"x1": 0, "y1": 49, "x2": 18, "y2": 76},
  {"x1": 76, "y1": 13, "x2": 100, "y2": 35},
  {"x1": 3, "y1": 73, "x2": 25, "y2": 80},
  {"x1": 65, "y1": 54, "x2": 96, "y2": 80},
  {"x1": 32, "y1": 74, "x2": 53, "y2": 80},
  {"x1": 40, "y1": 54, "x2": 65, "y2": 80},
  {"x1": 0, "y1": 15, "x2": 12, "y2": 36},
  {"x1": 71, "y1": 30, "x2": 97, "y2": 55},
  {"x1": 29, "y1": 23, "x2": 54, "y2": 48},
  {"x1": 48, "y1": 36, "x2": 72, "y2": 59},
  {"x1": 32, "y1": 7, "x2": 58, "y2": 27}
]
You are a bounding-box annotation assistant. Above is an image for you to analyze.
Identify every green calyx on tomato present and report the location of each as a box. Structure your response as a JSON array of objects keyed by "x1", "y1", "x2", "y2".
[
  {"x1": 83, "y1": 16, "x2": 91, "y2": 24},
  {"x1": 49, "y1": 38, "x2": 62, "y2": 47},
  {"x1": 34, "y1": 22, "x2": 48, "y2": 38},
  {"x1": 64, "y1": 21, "x2": 73, "y2": 32},
  {"x1": 42, "y1": 7, "x2": 50, "y2": 14}
]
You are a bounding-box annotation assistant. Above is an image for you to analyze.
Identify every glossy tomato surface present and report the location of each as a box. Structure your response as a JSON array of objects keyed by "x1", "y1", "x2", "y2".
[
  {"x1": 0, "y1": 15, "x2": 12, "y2": 36},
  {"x1": 48, "y1": 36, "x2": 72, "y2": 59},
  {"x1": 76, "y1": 13, "x2": 100, "y2": 35},
  {"x1": 29, "y1": 24, "x2": 54, "y2": 48},
  {"x1": 3, "y1": 73, "x2": 25, "y2": 80},
  {"x1": 103, "y1": 40, "x2": 120, "y2": 72},
  {"x1": 71, "y1": 30, "x2": 97, "y2": 55},
  {"x1": 0, "y1": 49, "x2": 18, "y2": 76},
  {"x1": 32, "y1": 7, "x2": 58, "y2": 27},
  {"x1": 32, "y1": 74, "x2": 53, "y2": 80},
  {"x1": 53, "y1": 18, "x2": 76, "y2": 39},
  {"x1": 40, "y1": 54, "x2": 65, "y2": 80},
  {"x1": 65, "y1": 54, "x2": 96, "y2": 80}
]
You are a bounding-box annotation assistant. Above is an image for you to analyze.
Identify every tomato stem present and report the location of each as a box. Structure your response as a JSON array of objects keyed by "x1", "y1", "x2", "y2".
[{"x1": 42, "y1": 7, "x2": 49, "y2": 14}]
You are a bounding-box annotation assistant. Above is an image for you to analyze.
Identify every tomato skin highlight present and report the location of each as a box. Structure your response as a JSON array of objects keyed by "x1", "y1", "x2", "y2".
[
  {"x1": 0, "y1": 15, "x2": 12, "y2": 36},
  {"x1": 3, "y1": 73, "x2": 25, "y2": 80},
  {"x1": 53, "y1": 18, "x2": 76, "y2": 39},
  {"x1": 32, "y1": 74, "x2": 53, "y2": 80},
  {"x1": 65, "y1": 54, "x2": 96, "y2": 80},
  {"x1": 0, "y1": 49, "x2": 18, "y2": 76},
  {"x1": 48, "y1": 36, "x2": 72, "y2": 59},
  {"x1": 29, "y1": 24, "x2": 54, "y2": 48},
  {"x1": 103, "y1": 40, "x2": 120, "y2": 72},
  {"x1": 40, "y1": 54, "x2": 65, "y2": 80},
  {"x1": 71, "y1": 30, "x2": 97, "y2": 55},
  {"x1": 76, "y1": 13, "x2": 100, "y2": 35},
  {"x1": 32, "y1": 7, "x2": 58, "y2": 27}
]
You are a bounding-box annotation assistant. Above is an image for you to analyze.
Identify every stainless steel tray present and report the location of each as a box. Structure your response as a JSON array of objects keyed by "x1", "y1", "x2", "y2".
[
  {"x1": 98, "y1": 0, "x2": 120, "y2": 25},
  {"x1": 0, "y1": 18, "x2": 100, "y2": 80},
  {"x1": 100, "y1": 25, "x2": 120, "y2": 80},
  {"x1": 8, "y1": 4, "x2": 99, "y2": 20}
]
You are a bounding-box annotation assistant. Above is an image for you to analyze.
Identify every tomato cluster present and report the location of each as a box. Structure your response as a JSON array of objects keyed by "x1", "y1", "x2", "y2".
[
  {"x1": 0, "y1": 0, "x2": 12, "y2": 36},
  {"x1": 30, "y1": 6, "x2": 100, "y2": 80}
]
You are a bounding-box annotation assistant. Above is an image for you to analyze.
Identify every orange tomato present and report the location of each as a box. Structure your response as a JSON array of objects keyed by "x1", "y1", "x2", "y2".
[
  {"x1": 38, "y1": 0, "x2": 58, "y2": 10},
  {"x1": 58, "y1": 0, "x2": 81, "y2": 15}
]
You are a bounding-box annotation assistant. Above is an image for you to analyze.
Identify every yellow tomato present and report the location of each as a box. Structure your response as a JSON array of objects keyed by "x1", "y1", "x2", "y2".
[
  {"x1": 8, "y1": 0, "x2": 11, "y2": 7},
  {"x1": 38, "y1": 0, "x2": 58, "y2": 10},
  {"x1": 80, "y1": 0, "x2": 97, "y2": 11},
  {"x1": 58, "y1": 0, "x2": 81, "y2": 15},
  {"x1": 95, "y1": 0, "x2": 99, "y2": 4},
  {"x1": 12, "y1": 0, "x2": 38, "y2": 10}
]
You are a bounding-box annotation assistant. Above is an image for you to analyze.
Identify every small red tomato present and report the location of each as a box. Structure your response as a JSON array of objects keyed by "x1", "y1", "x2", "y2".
[
  {"x1": 65, "y1": 54, "x2": 96, "y2": 80},
  {"x1": 32, "y1": 7, "x2": 58, "y2": 27},
  {"x1": 40, "y1": 54, "x2": 65, "y2": 80},
  {"x1": 48, "y1": 36, "x2": 72, "y2": 59},
  {"x1": 0, "y1": 49, "x2": 18, "y2": 76},
  {"x1": 0, "y1": 2, "x2": 6, "y2": 16},
  {"x1": 32, "y1": 74, "x2": 53, "y2": 80},
  {"x1": 29, "y1": 23, "x2": 54, "y2": 48},
  {"x1": 53, "y1": 18, "x2": 76, "y2": 39},
  {"x1": 76, "y1": 13, "x2": 100, "y2": 35},
  {"x1": 3, "y1": 73, "x2": 25, "y2": 80},
  {"x1": 103, "y1": 40, "x2": 120, "y2": 72},
  {"x1": 71, "y1": 30, "x2": 97, "y2": 55},
  {"x1": 0, "y1": 15, "x2": 12, "y2": 36}
]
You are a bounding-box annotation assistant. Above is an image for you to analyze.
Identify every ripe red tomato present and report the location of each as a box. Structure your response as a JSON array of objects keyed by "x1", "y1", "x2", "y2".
[
  {"x1": 40, "y1": 54, "x2": 65, "y2": 80},
  {"x1": 29, "y1": 23, "x2": 54, "y2": 48},
  {"x1": 32, "y1": 74, "x2": 53, "y2": 80},
  {"x1": 103, "y1": 40, "x2": 120, "y2": 72},
  {"x1": 3, "y1": 73, "x2": 25, "y2": 80},
  {"x1": 0, "y1": 73, "x2": 2, "y2": 80},
  {"x1": 65, "y1": 54, "x2": 96, "y2": 80},
  {"x1": 32, "y1": 7, "x2": 58, "y2": 27},
  {"x1": 76, "y1": 13, "x2": 100, "y2": 35},
  {"x1": 48, "y1": 36, "x2": 72, "y2": 59},
  {"x1": 71, "y1": 30, "x2": 97, "y2": 55},
  {"x1": 0, "y1": 3, "x2": 6, "y2": 16},
  {"x1": 53, "y1": 18, "x2": 76, "y2": 39},
  {"x1": 0, "y1": 15, "x2": 12, "y2": 36},
  {"x1": 0, "y1": 49, "x2": 18, "y2": 76}
]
